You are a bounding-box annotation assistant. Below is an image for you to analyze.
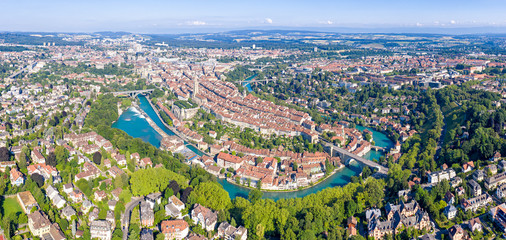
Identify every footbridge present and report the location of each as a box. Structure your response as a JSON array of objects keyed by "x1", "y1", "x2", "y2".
[
  {"x1": 320, "y1": 139, "x2": 389, "y2": 177},
  {"x1": 111, "y1": 89, "x2": 155, "y2": 98},
  {"x1": 371, "y1": 146, "x2": 386, "y2": 152}
]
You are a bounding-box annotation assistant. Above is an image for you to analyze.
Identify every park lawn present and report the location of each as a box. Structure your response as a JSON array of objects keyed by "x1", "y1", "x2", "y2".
[
  {"x1": 2, "y1": 196, "x2": 23, "y2": 217},
  {"x1": 441, "y1": 105, "x2": 466, "y2": 146}
]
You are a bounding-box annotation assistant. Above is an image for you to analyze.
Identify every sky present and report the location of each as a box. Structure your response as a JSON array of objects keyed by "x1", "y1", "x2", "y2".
[{"x1": 2, "y1": 0, "x2": 506, "y2": 34}]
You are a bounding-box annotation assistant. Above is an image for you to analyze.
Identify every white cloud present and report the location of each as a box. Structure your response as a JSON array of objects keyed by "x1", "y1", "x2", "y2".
[
  {"x1": 264, "y1": 18, "x2": 273, "y2": 24},
  {"x1": 317, "y1": 20, "x2": 333, "y2": 25},
  {"x1": 188, "y1": 20, "x2": 206, "y2": 26},
  {"x1": 416, "y1": 22, "x2": 423, "y2": 27},
  {"x1": 450, "y1": 20, "x2": 456, "y2": 24}
]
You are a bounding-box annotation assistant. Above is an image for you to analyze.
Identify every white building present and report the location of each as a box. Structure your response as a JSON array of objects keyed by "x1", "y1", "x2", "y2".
[
  {"x1": 90, "y1": 220, "x2": 112, "y2": 240},
  {"x1": 428, "y1": 169, "x2": 456, "y2": 184}
]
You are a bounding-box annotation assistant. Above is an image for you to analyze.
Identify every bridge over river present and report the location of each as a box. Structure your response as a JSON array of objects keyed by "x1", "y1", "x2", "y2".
[
  {"x1": 111, "y1": 89, "x2": 155, "y2": 98},
  {"x1": 320, "y1": 139, "x2": 389, "y2": 177}
]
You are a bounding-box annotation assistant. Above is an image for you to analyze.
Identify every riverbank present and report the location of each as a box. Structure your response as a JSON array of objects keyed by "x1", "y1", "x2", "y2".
[
  {"x1": 133, "y1": 103, "x2": 169, "y2": 139},
  {"x1": 223, "y1": 164, "x2": 346, "y2": 193},
  {"x1": 113, "y1": 96, "x2": 380, "y2": 200},
  {"x1": 219, "y1": 160, "x2": 362, "y2": 200},
  {"x1": 142, "y1": 96, "x2": 208, "y2": 157}
]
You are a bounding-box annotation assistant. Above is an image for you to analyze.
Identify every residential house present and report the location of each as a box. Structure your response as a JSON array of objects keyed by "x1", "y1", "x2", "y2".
[
  {"x1": 496, "y1": 183, "x2": 506, "y2": 200},
  {"x1": 191, "y1": 204, "x2": 218, "y2": 232},
  {"x1": 428, "y1": 169, "x2": 456, "y2": 184},
  {"x1": 365, "y1": 209, "x2": 382, "y2": 222},
  {"x1": 461, "y1": 193, "x2": 492, "y2": 212},
  {"x1": 140, "y1": 201, "x2": 154, "y2": 227},
  {"x1": 106, "y1": 211, "x2": 115, "y2": 227},
  {"x1": 10, "y1": 168, "x2": 24, "y2": 186},
  {"x1": 82, "y1": 199, "x2": 94, "y2": 213},
  {"x1": 445, "y1": 191, "x2": 455, "y2": 205},
  {"x1": 472, "y1": 170, "x2": 485, "y2": 182},
  {"x1": 448, "y1": 225, "x2": 467, "y2": 240},
  {"x1": 217, "y1": 222, "x2": 247, "y2": 240},
  {"x1": 468, "y1": 179, "x2": 482, "y2": 197},
  {"x1": 115, "y1": 154, "x2": 126, "y2": 166},
  {"x1": 49, "y1": 223, "x2": 66, "y2": 240},
  {"x1": 368, "y1": 201, "x2": 431, "y2": 239},
  {"x1": 108, "y1": 166, "x2": 124, "y2": 178},
  {"x1": 145, "y1": 192, "x2": 162, "y2": 209},
  {"x1": 165, "y1": 195, "x2": 185, "y2": 219},
  {"x1": 28, "y1": 211, "x2": 51, "y2": 237},
  {"x1": 63, "y1": 183, "x2": 73, "y2": 194},
  {"x1": 140, "y1": 229, "x2": 153, "y2": 240},
  {"x1": 489, "y1": 203, "x2": 506, "y2": 232},
  {"x1": 456, "y1": 187, "x2": 466, "y2": 196},
  {"x1": 486, "y1": 165, "x2": 498, "y2": 175},
  {"x1": 445, "y1": 205, "x2": 457, "y2": 220},
  {"x1": 95, "y1": 190, "x2": 107, "y2": 202},
  {"x1": 485, "y1": 172, "x2": 506, "y2": 190},
  {"x1": 90, "y1": 220, "x2": 112, "y2": 240},
  {"x1": 89, "y1": 208, "x2": 99, "y2": 223},
  {"x1": 139, "y1": 157, "x2": 153, "y2": 168},
  {"x1": 31, "y1": 149, "x2": 45, "y2": 164},
  {"x1": 68, "y1": 190, "x2": 84, "y2": 203},
  {"x1": 160, "y1": 220, "x2": 189, "y2": 240},
  {"x1": 450, "y1": 177, "x2": 463, "y2": 188},
  {"x1": 491, "y1": 152, "x2": 502, "y2": 162},
  {"x1": 111, "y1": 188, "x2": 122, "y2": 201},
  {"x1": 463, "y1": 161, "x2": 474, "y2": 173},
  {"x1": 51, "y1": 195, "x2": 66, "y2": 209},
  {"x1": 467, "y1": 218, "x2": 482, "y2": 233},
  {"x1": 347, "y1": 216, "x2": 358, "y2": 236},
  {"x1": 61, "y1": 205, "x2": 76, "y2": 220}
]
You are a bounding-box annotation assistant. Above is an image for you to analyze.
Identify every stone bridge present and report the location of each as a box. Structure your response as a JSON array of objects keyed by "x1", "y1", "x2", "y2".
[
  {"x1": 111, "y1": 89, "x2": 155, "y2": 98},
  {"x1": 320, "y1": 139, "x2": 389, "y2": 177}
]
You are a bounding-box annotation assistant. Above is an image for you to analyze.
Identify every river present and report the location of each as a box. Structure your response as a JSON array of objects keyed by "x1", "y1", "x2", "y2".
[
  {"x1": 112, "y1": 95, "x2": 393, "y2": 200},
  {"x1": 242, "y1": 74, "x2": 256, "y2": 91}
]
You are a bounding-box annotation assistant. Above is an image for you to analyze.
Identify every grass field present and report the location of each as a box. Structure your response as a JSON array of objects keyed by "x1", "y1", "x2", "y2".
[{"x1": 1, "y1": 196, "x2": 23, "y2": 217}]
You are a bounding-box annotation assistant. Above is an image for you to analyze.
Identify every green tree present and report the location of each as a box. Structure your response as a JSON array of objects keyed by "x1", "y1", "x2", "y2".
[{"x1": 191, "y1": 182, "x2": 231, "y2": 211}]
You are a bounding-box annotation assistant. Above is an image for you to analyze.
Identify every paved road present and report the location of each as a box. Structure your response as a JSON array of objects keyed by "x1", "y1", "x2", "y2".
[
  {"x1": 121, "y1": 197, "x2": 143, "y2": 240},
  {"x1": 7, "y1": 62, "x2": 36, "y2": 79}
]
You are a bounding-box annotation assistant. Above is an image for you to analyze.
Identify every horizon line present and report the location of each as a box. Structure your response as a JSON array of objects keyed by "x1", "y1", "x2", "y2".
[{"x1": 3, "y1": 26, "x2": 506, "y2": 36}]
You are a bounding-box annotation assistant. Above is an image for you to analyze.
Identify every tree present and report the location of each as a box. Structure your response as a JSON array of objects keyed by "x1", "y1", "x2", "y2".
[
  {"x1": 363, "y1": 178, "x2": 385, "y2": 208},
  {"x1": 46, "y1": 152, "x2": 57, "y2": 167},
  {"x1": 31, "y1": 173, "x2": 44, "y2": 187},
  {"x1": 192, "y1": 182, "x2": 231, "y2": 211},
  {"x1": 54, "y1": 146, "x2": 69, "y2": 165},
  {"x1": 168, "y1": 180, "x2": 180, "y2": 196},
  {"x1": 93, "y1": 152, "x2": 102, "y2": 165},
  {"x1": 180, "y1": 187, "x2": 193, "y2": 203},
  {"x1": 130, "y1": 168, "x2": 188, "y2": 196},
  {"x1": 248, "y1": 189, "x2": 263, "y2": 204},
  {"x1": 0, "y1": 147, "x2": 10, "y2": 161},
  {"x1": 18, "y1": 151, "x2": 27, "y2": 169}
]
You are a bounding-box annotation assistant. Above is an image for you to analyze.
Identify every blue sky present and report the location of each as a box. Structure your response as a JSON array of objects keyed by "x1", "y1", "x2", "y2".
[{"x1": 2, "y1": 0, "x2": 506, "y2": 33}]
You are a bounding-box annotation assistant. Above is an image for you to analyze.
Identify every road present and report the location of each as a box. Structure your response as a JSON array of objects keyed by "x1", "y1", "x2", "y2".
[
  {"x1": 7, "y1": 62, "x2": 37, "y2": 79},
  {"x1": 121, "y1": 197, "x2": 143, "y2": 240}
]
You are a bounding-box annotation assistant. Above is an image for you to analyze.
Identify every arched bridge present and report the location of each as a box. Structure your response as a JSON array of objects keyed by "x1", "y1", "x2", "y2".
[
  {"x1": 236, "y1": 79, "x2": 276, "y2": 84},
  {"x1": 111, "y1": 89, "x2": 155, "y2": 98},
  {"x1": 320, "y1": 139, "x2": 389, "y2": 177}
]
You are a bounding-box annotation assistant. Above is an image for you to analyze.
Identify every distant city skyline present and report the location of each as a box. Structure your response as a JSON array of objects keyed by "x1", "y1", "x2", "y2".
[{"x1": 3, "y1": 0, "x2": 506, "y2": 34}]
